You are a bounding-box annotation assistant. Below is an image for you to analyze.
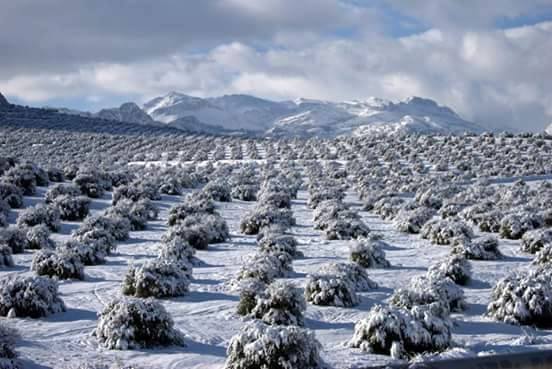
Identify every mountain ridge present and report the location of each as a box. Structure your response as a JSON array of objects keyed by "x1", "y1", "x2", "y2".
[
  {"x1": 142, "y1": 92, "x2": 485, "y2": 137},
  {"x1": 3, "y1": 90, "x2": 487, "y2": 137}
]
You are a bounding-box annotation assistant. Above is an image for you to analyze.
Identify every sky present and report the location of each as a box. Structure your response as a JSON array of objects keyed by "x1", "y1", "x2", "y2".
[{"x1": 1, "y1": 0, "x2": 552, "y2": 131}]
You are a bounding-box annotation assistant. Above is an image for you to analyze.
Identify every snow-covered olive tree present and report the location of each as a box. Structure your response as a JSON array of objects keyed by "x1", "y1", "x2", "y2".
[{"x1": 94, "y1": 297, "x2": 185, "y2": 350}]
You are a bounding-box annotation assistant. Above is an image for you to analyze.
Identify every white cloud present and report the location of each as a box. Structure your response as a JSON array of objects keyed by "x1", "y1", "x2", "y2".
[{"x1": 1, "y1": 2, "x2": 551, "y2": 131}]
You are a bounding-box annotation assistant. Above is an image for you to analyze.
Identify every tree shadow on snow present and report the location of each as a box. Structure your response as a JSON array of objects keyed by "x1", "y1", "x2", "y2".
[
  {"x1": 501, "y1": 255, "x2": 532, "y2": 263},
  {"x1": 304, "y1": 317, "x2": 354, "y2": 331},
  {"x1": 453, "y1": 318, "x2": 546, "y2": 337},
  {"x1": 379, "y1": 243, "x2": 406, "y2": 251},
  {"x1": 465, "y1": 278, "x2": 491, "y2": 289},
  {"x1": 18, "y1": 358, "x2": 52, "y2": 369},
  {"x1": 45, "y1": 307, "x2": 97, "y2": 322},
  {"x1": 192, "y1": 278, "x2": 222, "y2": 286},
  {"x1": 178, "y1": 291, "x2": 239, "y2": 303},
  {"x1": 182, "y1": 339, "x2": 227, "y2": 357},
  {"x1": 387, "y1": 265, "x2": 427, "y2": 272}
]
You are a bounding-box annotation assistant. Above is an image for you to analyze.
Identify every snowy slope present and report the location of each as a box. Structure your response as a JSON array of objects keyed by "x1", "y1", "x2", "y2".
[
  {"x1": 144, "y1": 92, "x2": 483, "y2": 138},
  {"x1": 269, "y1": 96, "x2": 483, "y2": 137},
  {"x1": 546, "y1": 123, "x2": 552, "y2": 135},
  {"x1": 97, "y1": 102, "x2": 156, "y2": 126},
  {"x1": 143, "y1": 92, "x2": 290, "y2": 131}
]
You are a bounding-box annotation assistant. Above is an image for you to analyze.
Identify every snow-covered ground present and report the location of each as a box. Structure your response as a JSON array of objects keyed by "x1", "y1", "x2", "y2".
[{"x1": 3, "y1": 178, "x2": 552, "y2": 369}]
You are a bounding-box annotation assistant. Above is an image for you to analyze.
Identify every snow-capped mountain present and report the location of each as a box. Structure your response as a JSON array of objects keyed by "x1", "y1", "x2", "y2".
[
  {"x1": 143, "y1": 92, "x2": 288, "y2": 131},
  {"x1": 546, "y1": 123, "x2": 552, "y2": 135},
  {"x1": 142, "y1": 92, "x2": 483, "y2": 137},
  {"x1": 268, "y1": 96, "x2": 484, "y2": 137},
  {"x1": 97, "y1": 102, "x2": 155, "y2": 126},
  {"x1": 18, "y1": 90, "x2": 484, "y2": 137}
]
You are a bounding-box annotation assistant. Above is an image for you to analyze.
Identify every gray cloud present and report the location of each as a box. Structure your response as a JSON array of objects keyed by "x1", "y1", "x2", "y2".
[
  {"x1": 0, "y1": 0, "x2": 362, "y2": 78},
  {"x1": 1, "y1": 1, "x2": 551, "y2": 131}
]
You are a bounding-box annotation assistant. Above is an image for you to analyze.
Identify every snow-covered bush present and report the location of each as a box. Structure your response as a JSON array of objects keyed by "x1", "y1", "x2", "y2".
[
  {"x1": 44, "y1": 183, "x2": 81, "y2": 203},
  {"x1": 390, "y1": 274, "x2": 465, "y2": 312},
  {"x1": 94, "y1": 297, "x2": 185, "y2": 350},
  {"x1": 533, "y1": 244, "x2": 552, "y2": 266},
  {"x1": 312, "y1": 199, "x2": 348, "y2": 227},
  {"x1": 167, "y1": 198, "x2": 215, "y2": 226},
  {"x1": 0, "y1": 184, "x2": 23, "y2": 209},
  {"x1": 201, "y1": 181, "x2": 232, "y2": 202},
  {"x1": 394, "y1": 206, "x2": 435, "y2": 234},
  {"x1": 308, "y1": 187, "x2": 345, "y2": 209},
  {"x1": 158, "y1": 238, "x2": 197, "y2": 267},
  {"x1": 162, "y1": 224, "x2": 209, "y2": 250},
  {"x1": 236, "y1": 278, "x2": 266, "y2": 316},
  {"x1": 0, "y1": 246, "x2": 14, "y2": 268},
  {"x1": 112, "y1": 181, "x2": 160, "y2": 205},
  {"x1": 428, "y1": 255, "x2": 471, "y2": 285},
  {"x1": 473, "y1": 210, "x2": 503, "y2": 233},
  {"x1": 499, "y1": 213, "x2": 542, "y2": 240},
  {"x1": 47, "y1": 168, "x2": 64, "y2": 182},
  {"x1": 2, "y1": 165, "x2": 37, "y2": 195},
  {"x1": 231, "y1": 184, "x2": 258, "y2": 201},
  {"x1": 349, "y1": 302, "x2": 452, "y2": 359},
  {"x1": 122, "y1": 259, "x2": 190, "y2": 298},
  {"x1": 373, "y1": 196, "x2": 405, "y2": 220},
  {"x1": 106, "y1": 199, "x2": 157, "y2": 231},
  {"x1": 240, "y1": 205, "x2": 295, "y2": 235},
  {"x1": 174, "y1": 213, "x2": 230, "y2": 244},
  {"x1": 421, "y1": 219, "x2": 474, "y2": 245},
  {"x1": 320, "y1": 262, "x2": 378, "y2": 291},
  {"x1": 158, "y1": 176, "x2": 182, "y2": 195},
  {"x1": 258, "y1": 191, "x2": 291, "y2": 209},
  {"x1": 0, "y1": 323, "x2": 21, "y2": 369},
  {"x1": 234, "y1": 253, "x2": 289, "y2": 285},
  {"x1": 16, "y1": 204, "x2": 61, "y2": 232},
  {"x1": 24, "y1": 224, "x2": 55, "y2": 249},
  {"x1": 0, "y1": 200, "x2": 7, "y2": 228},
  {"x1": 350, "y1": 238, "x2": 390, "y2": 268},
  {"x1": 258, "y1": 233, "x2": 300, "y2": 258},
  {"x1": 487, "y1": 267, "x2": 552, "y2": 327},
  {"x1": 256, "y1": 224, "x2": 289, "y2": 242},
  {"x1": 57, "y1": 239, "x2": 108, "y2": 266},
  {"x1": 251, "y1": 281, "x2": 306, "y2": 326},
  {"x1": 72, "y1": 227, "x2": 118, "y2": 262},
  {"x1": 0, "y1": 227, "x2": 28, "y2": 254},
  {"x1": 51, "y1": 195, "x2": 91, "y2": 221},
  {"x1": 324, "y1": 218, "x2": 370, "y2": 240},
  {"x1": 452, "y1": 236, "x2": 502, "y2": 260},
  {"x1": 416, "y1": 186, "x2": 461, "y2": 210},
  {"x1": 73, "y1": 173, "x2": 105, "y2": 198},
  {"x1": 304, "y1": 274, "x2": 359, "y2": 307},
  {"x1": 77, "y1": 215, "x2": 130, "y2": 242},
  {"x1": 438, "y1": 203, "x2": 467, "y2": 219},
  {"x1": 521, "y1": 229, "x2": 552, "y2": 254},
  {"x1": 63, "y1": 164, "x2": 79, "y2": 181},
  {"x1": 0, "y1": 275, "x2": 65, "y2": 318},
  {"x1": 31, "y1": 248, "x2": 85, "y2": 280},
  {"x1": 224, "y1": 320, "x2": 322, "y2": 369}
]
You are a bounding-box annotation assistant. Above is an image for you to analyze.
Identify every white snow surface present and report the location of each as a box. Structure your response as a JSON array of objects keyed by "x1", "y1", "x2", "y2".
[{"x1": 3, "y1": 182, "x2": 552, "y2": 369}]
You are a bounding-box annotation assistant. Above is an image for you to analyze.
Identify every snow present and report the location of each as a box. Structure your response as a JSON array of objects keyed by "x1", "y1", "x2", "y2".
[
  {"x1": 2, "y1": 181, "x2": 552, "y2": 368},
  {"x1": 140, "y1": 92, "x2": 482, "y2": 138}
]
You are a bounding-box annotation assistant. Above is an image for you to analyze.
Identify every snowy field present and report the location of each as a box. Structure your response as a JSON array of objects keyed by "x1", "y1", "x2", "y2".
[
  {"x1": 1, "y1": 126, "x2": 552, "y2": 369},
  {"x1": 2, "y1": 175, "x2": 552, "y2": 369}
]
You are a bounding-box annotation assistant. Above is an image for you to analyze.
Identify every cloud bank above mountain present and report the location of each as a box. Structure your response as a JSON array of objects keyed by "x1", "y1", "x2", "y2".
[{"x1": 1, "y1": 0, "x2": 551, "y2": 131}]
